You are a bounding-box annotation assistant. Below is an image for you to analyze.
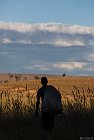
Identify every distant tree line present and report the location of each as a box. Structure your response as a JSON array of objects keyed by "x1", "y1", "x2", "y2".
[{"x1": 8, "y1": 73, "x2": 27, "y2": 82}]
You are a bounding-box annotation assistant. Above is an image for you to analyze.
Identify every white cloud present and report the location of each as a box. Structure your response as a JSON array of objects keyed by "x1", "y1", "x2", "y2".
[
  {"x1": 1, "y1": 38, "x2": 12, "y2": 44},
  {"x1": 0, "y1": 22, "x2": 32, "y2": 32},
  {"x1": 87, "y1": 53, "x2": 94, "y2": 61},
  {"x1": 0, "y1": 21, "x2": 94, "y2": 35},
  {"x1": 89, "y1": 54, "x2": 94, "y2": 60},
  {"x1": 53, "y1": 39, "x2": 85, "y2": 47},
  {"x1": 0, "y1": 22, "x2": 94, "y2": 47},
  {"x1": 86, "y1": 67, "x2": 94, "y2": 71},
  {"x1": 16, "y1": 40, "x2": 32, "y2": 44},
  {"x1": 53, "y1": 62, "x2": 86, "y2": 70},
  {"x1": 24, "y1": 64, "x2": 50, "y2": 71},
  {"x1": 88, "y1": 40, "x2": 94, "y2": 46}
]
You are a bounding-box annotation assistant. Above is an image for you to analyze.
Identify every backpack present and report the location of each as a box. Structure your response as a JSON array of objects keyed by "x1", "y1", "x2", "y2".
[{"x1": 42, "y1": 85, "x2": 63, "y2": 114}]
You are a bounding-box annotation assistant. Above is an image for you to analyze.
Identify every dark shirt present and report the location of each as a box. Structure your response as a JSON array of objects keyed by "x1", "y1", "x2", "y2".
[{"x1": 37, "y1": 86, "x2": 47, "y2": 106}]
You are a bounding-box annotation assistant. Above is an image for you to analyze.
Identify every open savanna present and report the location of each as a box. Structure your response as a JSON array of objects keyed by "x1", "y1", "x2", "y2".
[
  {"x1": 0, "y1": 73, "x2": 94, "y2": 93},
  {"x1": 0, "y1": 73, "x2": 94, "y2": 140},
  {"x1": 0, "y1": 73, "x2": 94, "y2": 102}
]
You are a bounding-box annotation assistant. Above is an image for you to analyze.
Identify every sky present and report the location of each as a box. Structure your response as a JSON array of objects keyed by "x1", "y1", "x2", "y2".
[
  {"x1": 0, "y1": 0, "x2": 94, "y2": 76},
  {"x1": 0, "y1": 0, "x2": 94, "y2": 26}
]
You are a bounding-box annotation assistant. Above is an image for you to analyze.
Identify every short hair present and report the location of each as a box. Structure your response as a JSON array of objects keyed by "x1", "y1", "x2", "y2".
[{"x1": 41, "y1": 77, "x2": 48, "y2": 84}]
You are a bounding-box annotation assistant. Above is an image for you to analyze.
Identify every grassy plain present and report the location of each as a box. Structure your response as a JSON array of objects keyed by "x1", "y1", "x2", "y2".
[
  {"x1": 0, "y1": 73, "x2": 94, "y2": 93},
  {"x1": 0, "y1": 73, "x2": 94, "y2": 140}
]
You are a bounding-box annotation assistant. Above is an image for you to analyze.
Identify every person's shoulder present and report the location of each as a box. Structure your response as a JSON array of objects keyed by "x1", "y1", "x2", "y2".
[
  {"x1": 37, "y1": 86, "x2": 45, "y2": 97},
  {"x1": 38, "y1": 87, "x2": 43, "y2": 91},
  {"x1": 37, "y1": 87, "x2": 44, "y2": 94},
  {"x1": 47, "y1": 85, "x2": 60, "y2": 93},
  {"x1": 47, "y1": 84, "x2": 55, "y2": 87},
  {"x1": 47, "y1": 85, "x2": 56, "y2": 89}
]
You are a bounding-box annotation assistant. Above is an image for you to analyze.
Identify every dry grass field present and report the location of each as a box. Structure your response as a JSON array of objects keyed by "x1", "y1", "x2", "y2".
[
  {"x1": 0, "y1": 73, "x2": 94, "y2": 140},
  {"x1": 0, "y1": 73, "x2": 94, "y2": 102},
  {"x1": 0, "y1": 73, "x2": 94, "y2": 93}
]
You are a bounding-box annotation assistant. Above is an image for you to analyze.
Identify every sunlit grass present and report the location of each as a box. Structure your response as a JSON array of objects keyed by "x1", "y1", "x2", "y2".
[{"x1": 0, "y1": 76, "x2": 94, "y2": 140}]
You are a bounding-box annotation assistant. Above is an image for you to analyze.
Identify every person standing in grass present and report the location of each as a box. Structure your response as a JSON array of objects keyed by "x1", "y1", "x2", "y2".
[
  {"x1": 35, "y1": 77, "x2": 54, "y2": 130},
  {"x1": 35, "y1": 76, "x2": 62, "y2": 130}
]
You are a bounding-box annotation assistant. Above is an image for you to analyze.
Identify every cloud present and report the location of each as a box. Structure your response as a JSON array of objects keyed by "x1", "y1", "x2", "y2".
[
  {"x1": 0, "y1": 20, "x2": 94, "y2": 76},
  {"x1": 0, "y1": 22, "x2": 94, "y2": 47},
  {"x1": 85, "y1": 53, "x2": 94, "y2": 62},
  {"x1": 24, "y1": 65, "x2": 50, "y2": 71},
  {"x1": 21, "y1": 59, "x2": 94, "y2": 76},
  {"x1": 16, "y1": 40, "x2": 32, "y2": 44},
  {"x1": 88, "y1": 40, "x2": 94, "y2": 46},
  {"x1": 24, "y1": 61, "x2": 87, "y2": 71},
  {"x1": 86, "y1": 67, "x2": 94, "y2": 71},
  {"x1": 53, "y1": 62, "x2": 86, "y2": 70},
  {"x1": 0, "y1": 22, "x2": 94, "y2": 35},
  {"x1": 24, "y1": 61, "x2": 50, "y2": 71},
  {"x1": 89, "y1": 54, "x2": 94, "y2": 61},
  {"x1": 53, "y1": 39, "x2": 85, "y2": 47},
  {"x1": 2, "y1": 38, "x2": 12, "y2": 44},
  {"x1": 82, "y1": 62, "x2": 94, "y2": 72}
]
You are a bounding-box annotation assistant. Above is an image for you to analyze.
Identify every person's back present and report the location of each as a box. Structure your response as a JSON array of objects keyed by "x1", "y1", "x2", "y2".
[
  {"x1": 35, "y1": 77, "x2": 55, "y2": 130},
  {"x1": 42, "y1": 85, "x2": 62, "y2": 114},
  {"x1": 35, "y1": 77, "x2": 62, "y2": 130}
]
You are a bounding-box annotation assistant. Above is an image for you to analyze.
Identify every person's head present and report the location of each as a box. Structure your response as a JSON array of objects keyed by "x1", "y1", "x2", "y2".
[{"x1": 41, "y1": 77, "x2": 48, "y2": 86}]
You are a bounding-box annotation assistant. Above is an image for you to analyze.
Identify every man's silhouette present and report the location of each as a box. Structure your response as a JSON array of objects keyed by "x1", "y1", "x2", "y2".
[{"x1": 35, "y1": 77, "x2": 54, "y2": 130}]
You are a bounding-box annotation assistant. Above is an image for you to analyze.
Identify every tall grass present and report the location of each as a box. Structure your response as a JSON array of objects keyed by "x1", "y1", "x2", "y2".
[{"x1": 0, "y1": 86, "x2": 94, "y2": 140}]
